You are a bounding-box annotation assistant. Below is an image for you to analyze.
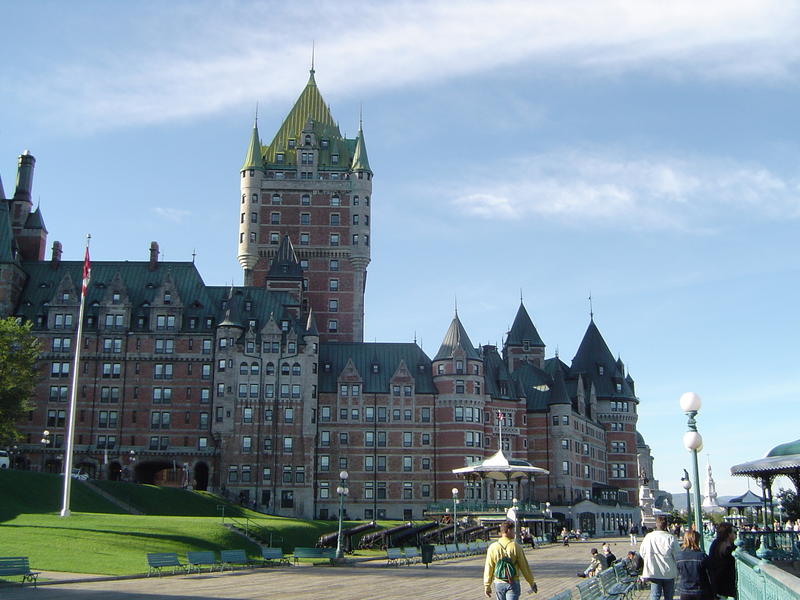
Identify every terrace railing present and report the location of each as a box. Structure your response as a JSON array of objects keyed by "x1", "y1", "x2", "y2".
[{"x1": 735, "y1": 533, "x2": 800, "y2": 600}]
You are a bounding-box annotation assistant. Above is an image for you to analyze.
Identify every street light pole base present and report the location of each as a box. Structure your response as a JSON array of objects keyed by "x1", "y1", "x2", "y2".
[{"x1": 331, "y1": 557, "x2": 354, "y2": 566}]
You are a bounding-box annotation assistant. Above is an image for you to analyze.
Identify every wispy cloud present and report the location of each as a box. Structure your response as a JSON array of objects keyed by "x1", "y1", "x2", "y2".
[
  {"x1": 10, "y1": 0, "x2": 800, "y2": 131},
  {"x1": 451, "y1": 150, "x2": 800, "y2": 231},
  {"x1": 152, "y1": 207, "x2": 191, "y2": 223}
]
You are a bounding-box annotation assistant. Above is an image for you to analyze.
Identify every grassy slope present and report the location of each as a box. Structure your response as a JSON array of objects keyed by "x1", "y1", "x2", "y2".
[{"x1": 0, "y1": 471, "x2": 371, "y2": 575}]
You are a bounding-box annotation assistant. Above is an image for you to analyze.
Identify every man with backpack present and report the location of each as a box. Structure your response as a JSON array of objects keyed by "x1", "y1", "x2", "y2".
[{"x1": 483, "y1": 520, "x2": 538, "y2": 599}]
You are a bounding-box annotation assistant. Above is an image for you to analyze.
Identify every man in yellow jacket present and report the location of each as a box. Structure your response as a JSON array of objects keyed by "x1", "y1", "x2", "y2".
[{"x1": 483, "y1": 521, "x2": 538, "y2": 599}]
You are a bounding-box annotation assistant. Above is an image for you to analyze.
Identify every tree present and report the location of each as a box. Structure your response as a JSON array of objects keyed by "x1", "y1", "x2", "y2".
[
  {"x1": 777, "y1": 488, "x2": 800, "y2": 521},
  {"x1": 0, "y1": 317, "x2": 40, "y2": 444}
]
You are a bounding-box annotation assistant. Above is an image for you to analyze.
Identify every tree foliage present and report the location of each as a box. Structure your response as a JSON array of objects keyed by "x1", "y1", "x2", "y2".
[
  {"x1": 777, "y1": 488, "x2": 800, "y2": 521},
  {"x1": 0, "y1": 317, "x2": 40, "y2": 444}
]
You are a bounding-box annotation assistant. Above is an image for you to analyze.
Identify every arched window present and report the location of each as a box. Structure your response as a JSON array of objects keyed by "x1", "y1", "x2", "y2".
[
  {"x1": 239, "y1": 362, "x2": 248, "y2": 375},
  {"x1": 250, "y1": 362, "x2": 259, "y2": 375},
  {"x1": 292, "y1": 363, "x2": 301, "y2": 376},
  {"x1": 265, "y1": 362, "x2": 275, "y2": 376},
  {"x1": 281, "y1": 362, "x2": 290, "y2": 375},
  {"x1": 304, "y1": 134, "x2": 311, "y2": 146}
]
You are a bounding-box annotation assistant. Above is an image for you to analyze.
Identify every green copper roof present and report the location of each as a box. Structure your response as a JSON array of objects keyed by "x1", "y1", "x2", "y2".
[
  {"x1": 767, "y1": 439, "x2": 800, "y2": 458},
  {"x1": 242, "y1": 121, "x2": 264, "y2": 171},
  {"x1": 351, "y1": 126, "x2": 371, "y2": 172},
  {"x1": 434, "y1": 314, "x2": 481, "y2": 361},
  {"x1": 318, "y1": 342, "x2": 435, "y2": 394},
  {"x1": 506, "y1": 302, "x2": 544, "y2": 347},
  {"x1": 264, "y1": 70, "x2": 341, "y2": 163}
]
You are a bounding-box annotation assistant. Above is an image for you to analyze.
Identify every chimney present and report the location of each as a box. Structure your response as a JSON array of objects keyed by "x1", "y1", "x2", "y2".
[
  {"x1": 13, "y1": 150, "x2": 35, "y2": 203},
  {"x1": 51, "y1": 241, "x2": 62, "y2": 268},
  {"x1": 149, "y1": 241, "x2": 160, "y2": 271}
]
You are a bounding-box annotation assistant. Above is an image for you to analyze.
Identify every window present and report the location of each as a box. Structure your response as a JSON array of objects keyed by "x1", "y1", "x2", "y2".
[
  {"x1": 283, "y1": 437, "x2": 293, "y2": 452},
  {"x1": 152, "y1": 387, "x2": 172, "y2": 403},
  {"x1": 242, "y1": 437, "x2": 252, "y2": 452},
  {"x1": 319, "y1": 482, "x2": 330, "y2": 499},
  {"x1": 562, "y1": 415, "x2": 570, "y2": 425},
  {"x1": 329, "y1": 259, "x2": 339, "y2": 271},
  {"x1": 320, "y1": 431, "x2": 330, "y2": 447},
  {"x1": 562, "y1": 461, "x2": 570, "y2": 474},
  {"x1": 561, "y1": 439, "x2": 570, "y2": 449},
  {"x1": 270, "y1": 232, "x2": 279, "y2": 244},
  {"x1": 328, "y1": 320, "x2": 338, "y2": 333},
  {"x1": 403, "y1": 456, "x2": 412, "y2": 472},
  {"x1": 421, "y1": 433, "x2": 430, "y2": 445},
  {"x1": 328, "y1": 299, "x2": 338, "y2": 312},
  {"x1": 330, "y1": 234, "x2": 339, "y2": 246},
  {"x1": 150, "y1": 411, "x2": 171, "y2": 430},
  {"x1": 403, "y1": 432, "x2": 412, "y2": 447},
  {"x1": 365, "y1": 431, "x2": 374, "y2": 447},
  {"x1": 301, "y1": 194, "x2": 310, "y2": 205},
  {"x1": 364, "y1": 406, "x2": 374, "y2": 421},
  {"x1": 51, "y1": 362, "x2": 70, "y2": 378},
  {"x1": 271, "y1": 194, "x2": 281, "y2": 204},
  {"x1": 455, "y1": 380, "x2": 465, "y2": 394},
  {"x1": 320, "y1": 406, "x2": 331, "y2": 422},
  {"x1": 331, "y1": 195, "x2": 340, "y2": 206},
  {"x1": 281, "y1": 491, "x2": 294, "y2": 509},
  {"x1": 155, "y1": 339, "x2": 174, "y2": 354},
  {"x1": 611, "y1": 463, "x2": 627, "y2": 479},
  {"x1": 465, "y1": 431, "x2": 481, "y2": 447},
  {"x1": 611, "y1": 441, "x2": 626, "y2": 453}
]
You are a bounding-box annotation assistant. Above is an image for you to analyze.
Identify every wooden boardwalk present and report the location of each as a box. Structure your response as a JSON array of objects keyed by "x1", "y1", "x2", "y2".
[{"x1": 2, "y1": 537, "x2": 649, "y2": 600}]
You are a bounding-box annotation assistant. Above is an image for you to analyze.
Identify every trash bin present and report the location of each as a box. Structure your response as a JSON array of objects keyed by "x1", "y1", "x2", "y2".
[{"x1": 421, "y1": 544, "x2": 434, "y2": 567}]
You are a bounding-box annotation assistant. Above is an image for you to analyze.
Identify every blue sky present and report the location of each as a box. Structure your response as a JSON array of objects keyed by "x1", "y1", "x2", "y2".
[{"x1": 2, "y1": 1, "x2": 798, "y2": 499}]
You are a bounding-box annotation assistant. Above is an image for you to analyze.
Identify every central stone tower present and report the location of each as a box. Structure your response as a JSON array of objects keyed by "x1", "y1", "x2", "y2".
[{"x1": 238, "y1": 68, "x2": 372, "y2": 342}]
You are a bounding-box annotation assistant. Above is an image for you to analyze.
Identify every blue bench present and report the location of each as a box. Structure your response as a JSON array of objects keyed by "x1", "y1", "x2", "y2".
[
  {"x1": 260, "y1": 547, "x2": 289, "y2": 566},
  {"x1": 146, "y1": 552, "x2": 187, "y2": 577},
  {"x1": 186, "y1": 551, "x2": 219, "y2": 572},
  {"x1": 292, "y1": 547, "x2": 335, "y2": 565},
  {"x1": 0, "y1": 557, "x2": 39, "y2": 588},
  {"x1": 220, "y1": 549, "x2": 250, "y2": 571}
]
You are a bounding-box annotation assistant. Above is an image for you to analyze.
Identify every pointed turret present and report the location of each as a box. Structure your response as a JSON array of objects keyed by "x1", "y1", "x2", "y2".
[
  {"x1": 434, "y1": 314, "x2": 480, "y2": 361},
  {"x1": 305, "y1": 309, "x2": 319, "y2": 337},
  {"x1": 571, "y1": 319, "x2": 617, "y2": 375},
  {"x1": 241, "y1": 119, "x2": 264, "y2": 171},
  {"x1": 24, "y1": 207, "x2": 47, "y2": 231},
  {"x1": 351, "y1": 124, "x2": 371, "y2": 173},
  {"x1": 506, "y1": 302, "x2": 545, "y2": 347},
  {"x1": 267, "y1": 235, "x2": 303, "y2": 280}
]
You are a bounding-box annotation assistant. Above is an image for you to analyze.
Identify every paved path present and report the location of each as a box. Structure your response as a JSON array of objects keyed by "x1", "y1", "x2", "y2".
[{"x1": 3, "y1": 537, "x2": 648, "y2": 600}]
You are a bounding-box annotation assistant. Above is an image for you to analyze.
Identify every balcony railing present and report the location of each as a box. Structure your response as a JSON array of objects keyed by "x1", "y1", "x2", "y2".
[
  {"x1": 425, "y1": 501, "x2": 544, "y2": 514},
  {"x1": 735, "y1": 535, "x2": 800, "y2": 600}
]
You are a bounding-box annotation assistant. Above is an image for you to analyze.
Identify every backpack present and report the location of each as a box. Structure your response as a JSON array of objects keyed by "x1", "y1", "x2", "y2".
[{"x1": 494, "y1": 541, "x2": 517, "y2": 581}]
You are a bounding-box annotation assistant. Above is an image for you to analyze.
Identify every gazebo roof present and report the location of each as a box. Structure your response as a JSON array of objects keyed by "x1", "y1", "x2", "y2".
[
  {"x1": 730, "y1": 438, "x2": 800, "y2": 478},
  {"x1": 721, "y1": 490, "x2": 763, "y2": 508},
  {"x1": 452, "y1": 449, "x2": 549, "y2": 481}
]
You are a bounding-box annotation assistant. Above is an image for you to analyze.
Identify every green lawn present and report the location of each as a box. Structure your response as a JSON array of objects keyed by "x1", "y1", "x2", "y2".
[{"x1": 0, "y1": 470, "x2": 382, "y2": 575}]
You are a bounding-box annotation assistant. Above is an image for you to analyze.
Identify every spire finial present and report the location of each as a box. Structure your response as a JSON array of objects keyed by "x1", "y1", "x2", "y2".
[
  {"x1": 588, "y1": 292, "x2": 594, "y2": 320},
  {"x1": 454, "y1": 295, "x2": 458, "y2": 317},
  {"x1": 359, "y1": 102, "x2": 363, "y2": 130},
  {"x1": 413, "y1": 330, "x2": 417, "y2": 344},
  {"x1": 520, "y1": 288, "x2": 523, "y2": 303},
  {"x1": 311, "y1": 41, "x2": 315, "y2": 74},
  {"x1": 555, "y1": 345, "x2": 559, "y2": 358},
  {"x1": 254, "y1": 101, "x2": 258, "y2": 126},
  {"x1": 191, "y1": 248, "x2": 196, "y2": 264}
]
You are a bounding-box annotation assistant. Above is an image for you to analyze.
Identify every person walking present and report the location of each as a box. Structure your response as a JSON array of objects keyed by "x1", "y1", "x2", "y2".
[
  {"x1": 675, "y1": 530, "x2": 712, "y2": 600},
  {"x1": 630, "y1": 523, "x2": 639, "y2": 546},
  {"x1": 640, "y1": 515, "x2": 680, "y2": 600},
  {"x1": 707, "y1": 522, "x2": 737, "y2": 599},
  {"x1": 484, "y1": 521, "x2": 538, "y2": 599}
]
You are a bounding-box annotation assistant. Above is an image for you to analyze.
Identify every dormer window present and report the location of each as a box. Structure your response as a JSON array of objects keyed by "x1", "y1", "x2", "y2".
[
  {"x1": 523, "y1": 340, "x2": 530, "y2": 351},
  {"x1": 321, "y1": 139, "x2": 329, "y2": 149},
  {"x1": 61, "y1": 292, "x2": 70, "y2": 302},
  {"x1": 164, "y1": 293, "x2": 172, "y2": 305},
  {"x1": 112, "y1": 292, "x2": 121, "y2": 304},
  {"x1": 615, "y1": 382, "x2": 622, "y2": 392},
  {"x1": 304, "y1": 134, "x2": 311, "y2": 146},
  {"x1": 331, "y1": 154, "x2": 339, "y2": 164},
  {"x1": 280, "y1": 320, "x2": 289, "y2": 332},
  {"x1": 371, "y1": 363, "x2": 379, "y2": 374},
  {"x1": 244, "y1": 301, "x2": 252, "y2": 311},
  {"x1": 323, "y1": 362, "x2": 331, "y2": 372},
  {"x1": 288, "y1": 139, "x2": 296, "y2": 149},
  {"x1": 276, "y1": 153, "x2": 284, "y2": 163},
  {"x1": 456, "y1": 360, "x2": 464, "y2": 374},
  {"x1": 598, "y1": 365, "x2": 604, "y2": 375}
]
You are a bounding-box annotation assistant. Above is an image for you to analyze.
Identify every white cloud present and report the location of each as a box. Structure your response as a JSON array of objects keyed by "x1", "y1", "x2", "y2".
[
  {"x1": 152, "y1": 207, "x2": 191, "y2": 223},
  {"x1": 451, "y1": 151, "x2": 800, "y2": 231},
  {"x1": 12, "y1": 0, "x2": 800, "y2": 130}
]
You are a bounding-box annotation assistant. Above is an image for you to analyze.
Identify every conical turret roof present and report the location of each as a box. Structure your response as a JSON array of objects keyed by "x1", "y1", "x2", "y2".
[
  {"x1": 351, "y1": 125, "x2": 371, "y2": 172},
  {"x1": 571, "y1": 319, "x2": 616, "y2": 373},
  {"x1": 305, "y1": 310, "x2": 319, "y2": 337},
  {"x1": 506, "y1": 302, "x2": 544, "y2": 347},
  {"x1": 264, "y1": 70, "x2": 340, "y2": 162},
  {"x1": 434, "y1": 314, "x2": 481, "y2": 361},
  {"x1": 267, "y1": 235, "x2": 303, "y2": 280},
  {"x1": 24, "y1": 207, "x2": 47, "y2": 231},
  {"x1": 242, "y1": 120, "x2": 264, "y2": 170}
]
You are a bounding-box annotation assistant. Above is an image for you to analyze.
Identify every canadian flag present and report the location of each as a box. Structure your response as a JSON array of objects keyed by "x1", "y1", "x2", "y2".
[
  {"x1": 497, "y1": 410, "x2": 503, "y2": 422},
  {"x1": 81, "y1": 246, "x2": 91, "y2": 297}
]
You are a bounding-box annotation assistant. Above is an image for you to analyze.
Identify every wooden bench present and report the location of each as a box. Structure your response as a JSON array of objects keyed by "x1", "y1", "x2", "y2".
[
  {"x1": 576, "y1": 577, "x2": 613, "y2": 600},
  {"x1": 219, "y1": 549, "x2": 250, "y2": 571},
  {"x1": 260, "y1": 547, "x2": 289, "y2": 566},
  {"x1": 0, "y1": 557, "x2": 39, "y2": 588},
  {"x1": 292, "y1": 547, "x2": 335, "y2": 565},
  {"x1": 611, "y1": 563, "x2": 638, "y2": 598},
  {"x1": 186, "y1": 551, "x2": 219, "y2": 572},
  {"x1": 597, "y1": 567, "x2": 627, "y2": 599},
  {"x1": 146, "y1": 552, "x2": 187, "y2": 577}
]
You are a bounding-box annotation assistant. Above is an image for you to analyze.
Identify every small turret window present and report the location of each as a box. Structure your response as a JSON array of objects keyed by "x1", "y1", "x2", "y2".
[
  {"x1": 321, "y1": 139, "x2": 329, "y2": 149},
  {"x1": 352, "y1": 234, "x2": 358, "y2": 246},
  {"x1": 331, "y1": 154, "x2": 339, "y2": 164},
  {"x1": 598, "y1": 365, "x2": 604, "y2": 375},
  {"x1": 241, "y1": 194, "x2": 246, "y2": 203},
  {"x1": 276, "y1": 153, "x2": 284, "y2": 163},
  {"x1": 288, "y1": 139, "x2": 296, "y2": 149},
  {"x1": 251, "y1": 212, "x2": 258, "y2": 223},
  {"x1": 250, "y1": 232, "x2": 257, "y2": 243},
  {"x1": 304, "y1": 135, "x2": 311, "y2": 146},
  {"x1": 353, "y1": 195, "x2": 359, "y2": 206},
  {"x1": 365, "y1": 196, "x2": 370, "y2": 206}
]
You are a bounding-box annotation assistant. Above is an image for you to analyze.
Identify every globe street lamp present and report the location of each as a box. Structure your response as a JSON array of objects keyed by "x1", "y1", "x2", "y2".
[
  {"x1": 680, "y1": 392, "x2": 704, "y2": 550},
  {"x1": 40, "y1": 430, "x2": 51, "y2": 472},
  {"x1": 681, "y1": 469, "x2": 692, "y2": 530},
  {"x1": 452, "y1": 488, "x2": 459, "y2": 550},
  {"x1": 335, "y1": 470, "x2": 349, "y2": 560}
]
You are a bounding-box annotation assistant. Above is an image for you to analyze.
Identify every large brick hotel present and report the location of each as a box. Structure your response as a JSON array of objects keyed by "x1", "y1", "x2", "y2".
[{"x1": 0, "y1": 68, "x2": 658, "y2": 532}]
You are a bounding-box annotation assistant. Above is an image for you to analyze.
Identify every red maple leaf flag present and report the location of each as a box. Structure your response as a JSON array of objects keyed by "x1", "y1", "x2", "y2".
[
  {"x1": 497, "y1": 410, "x2": 503, "y2": 423},
  {"x1": 81, "y1": 246, "x2": 91, "y2": 297}
]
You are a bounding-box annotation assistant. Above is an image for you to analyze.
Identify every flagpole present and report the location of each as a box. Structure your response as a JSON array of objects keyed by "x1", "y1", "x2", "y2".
[{"x1": 60, "y1": 234, "x2": 91, "y2": 517}]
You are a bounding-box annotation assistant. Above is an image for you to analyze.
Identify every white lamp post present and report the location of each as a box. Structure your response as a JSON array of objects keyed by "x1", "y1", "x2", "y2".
[
  {"x1": 681, "y1": 470, "x2": 692, "y2": 529},
  {"x1": 452, "y1": 488, "x2": 459, "y2": 550},
  {"x1": 335, "y1": 470, "x2": 349, "y2": 559},
  {"x1": 680, "y1": 392, "x2": 704, "y2": 550}
]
